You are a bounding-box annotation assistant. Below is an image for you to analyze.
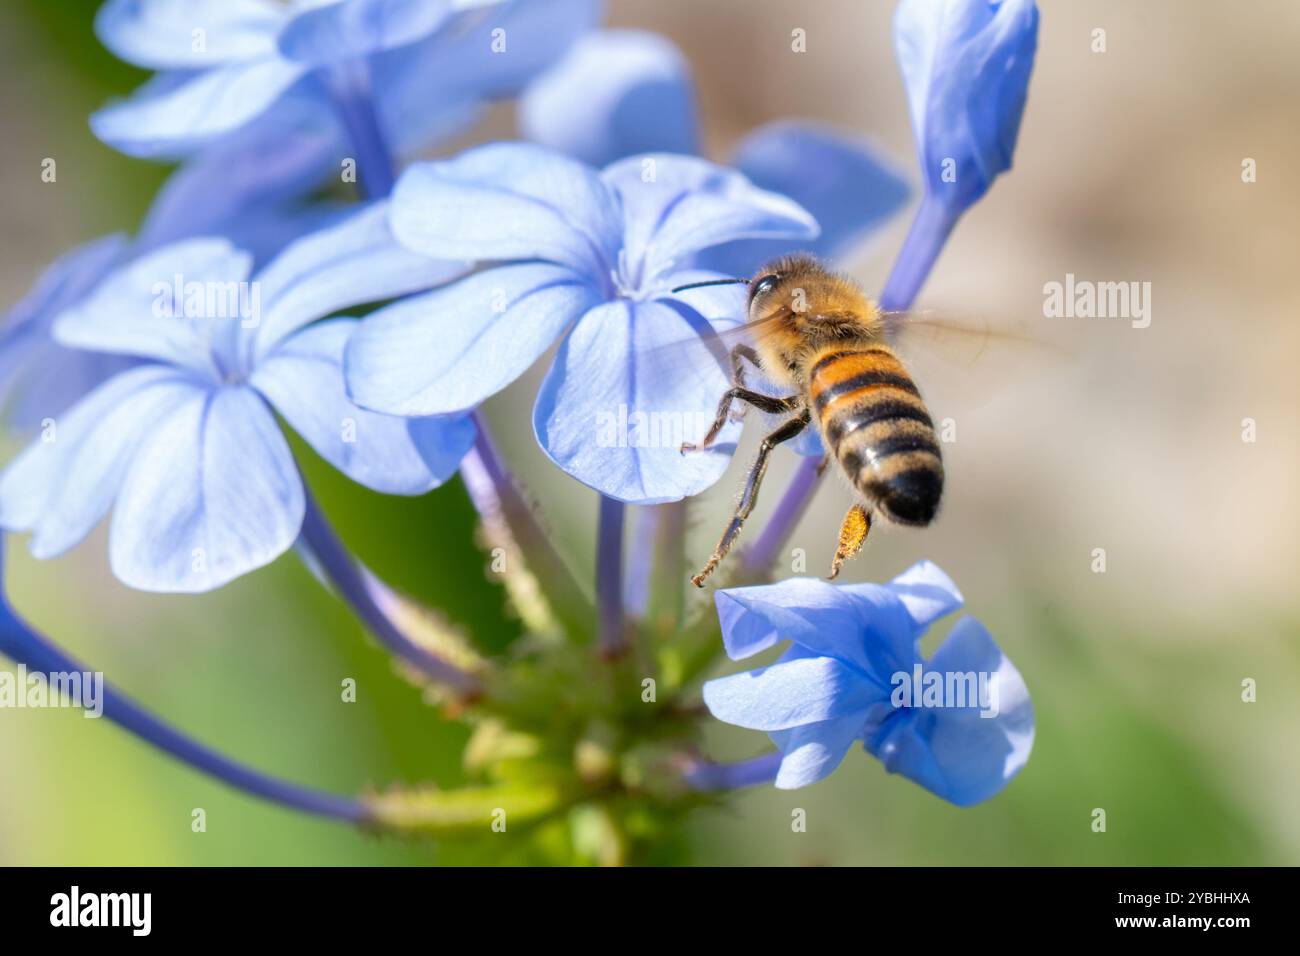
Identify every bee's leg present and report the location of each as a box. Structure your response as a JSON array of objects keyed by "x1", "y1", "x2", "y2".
[
  {"x1": 730, "y1": 344, "x2": 762, "y2": 395},
  {"x1": 691, "y1": 412, "x2": 811, "y2": 587},
  {"x1": 828, "y1": 504, "x2": 871, "y2": 580},
  {"x1": 681, "y1": 387, "x2": 797, "y2": 454}
]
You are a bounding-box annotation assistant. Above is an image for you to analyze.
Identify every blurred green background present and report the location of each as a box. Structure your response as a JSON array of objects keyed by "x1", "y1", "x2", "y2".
[{"x1": 1, "y1": 1, "x2": 1297, "y2": 865}]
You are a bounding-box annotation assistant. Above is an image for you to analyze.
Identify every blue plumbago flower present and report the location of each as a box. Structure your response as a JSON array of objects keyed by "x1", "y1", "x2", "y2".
[
  {"x1": 92, "y1": 0, "x2": 599, "y2": 194},
  {"x1": 520, "y1": 30, "x2": 699, "y2": 167},
  {"x1": 0, "y1": 181, "x2": 338, "y2": 437},
  {"x1": 521, "y1": 29, "x2": 910, "y2": 276},
  {"x1": 702, "y1": 561, "x2": 1034, "y2": 805},
  {"x1": 0, "y1": 204, "x2": 472, "y2": 592},
  {"x1": 519, "y1": 29, "x2": 910, "y2": 458},
  {"x1": 894, "y1": 0, "x2": 1039, "y2": 220},
  {"x1": 344, "y1": 142, "x2": 818, "y2": 504},
  {"x1": 0, "y1": 237, "x2": 135, "y2": 434}
]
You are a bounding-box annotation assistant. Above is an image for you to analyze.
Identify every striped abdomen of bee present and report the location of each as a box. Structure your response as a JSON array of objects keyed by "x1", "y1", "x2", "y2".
[{"x1": 807, "y1": 344, "x2": 944, "y2": 526}]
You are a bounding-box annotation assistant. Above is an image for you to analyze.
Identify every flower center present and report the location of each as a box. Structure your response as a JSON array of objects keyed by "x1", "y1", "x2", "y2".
[{"x1": 609, "y1": 246, "x2": 673, "y2": 302}]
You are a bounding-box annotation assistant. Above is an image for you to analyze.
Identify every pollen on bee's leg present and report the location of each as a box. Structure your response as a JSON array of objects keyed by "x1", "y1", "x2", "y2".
[{"x1": 828, "y1": 504, "x2": 871, "y2": 580}]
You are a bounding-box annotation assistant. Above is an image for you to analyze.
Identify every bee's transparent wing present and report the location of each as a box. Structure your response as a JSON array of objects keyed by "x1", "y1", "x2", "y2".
[{"x1": 881, "y1": 309, "x2": 1069, "y2": 414}]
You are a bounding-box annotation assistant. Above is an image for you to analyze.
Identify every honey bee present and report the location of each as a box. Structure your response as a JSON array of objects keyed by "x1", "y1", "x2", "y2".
[{"x1": 675, "y1": 254, "x2": 947, "y2": 587}]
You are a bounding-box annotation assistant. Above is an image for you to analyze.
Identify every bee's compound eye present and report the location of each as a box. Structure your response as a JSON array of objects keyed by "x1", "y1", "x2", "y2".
[{"x1": 752, "y1": 274, "x2": 779, "y2": 298}]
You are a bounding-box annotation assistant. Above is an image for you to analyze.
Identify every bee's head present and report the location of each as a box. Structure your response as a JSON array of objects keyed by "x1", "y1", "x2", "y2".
[
  {"x1": 747, "y1": 255, "x2": 877, "y2": 339},
  {"x1": 745, "y1": 255, "x2": 823, "y2": 315},
  {"x1": 670, "y1": 255, "x2": 878, "y2": 340}
]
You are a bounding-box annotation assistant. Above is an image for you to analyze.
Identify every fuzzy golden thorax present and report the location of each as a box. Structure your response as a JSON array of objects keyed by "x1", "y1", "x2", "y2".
[{"x1": 745, "y1": 255, "x2": 884, "y2": 389}]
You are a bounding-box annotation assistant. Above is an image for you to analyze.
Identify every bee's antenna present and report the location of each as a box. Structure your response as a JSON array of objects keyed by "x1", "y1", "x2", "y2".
[{"x1": 671, "y1": 277, "x2": 748, "y2": 293}]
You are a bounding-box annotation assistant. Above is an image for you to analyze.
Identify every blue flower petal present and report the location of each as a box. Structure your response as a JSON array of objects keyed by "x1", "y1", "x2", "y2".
[
  {"x1": 96, "y1": 0, "x2": 283, "y2": 69},
  {"x1": 716, "y1": 563, "x2": 962, "y2": 688},
  {"x1": 1, "y1": 236, "x2": 128, "y2": 338},
  {"x1": 252, "y1": 318, "x2": 474, "y2": 494},
  {"x1": 0, "y1": 365, "x2": 204, "y2": 559},
  {"x1": 136, "y1": 93, "x2": 343, "y2": 261},
  {"x1": 407, "y1": 413, "x2": 480, "y2": 488},
  {"x1": 603, "y1": 154, "x2": 818, "y2": 283},
  {"x1": 51, "y1": 238, "x2": 253, "y2": 378},
  {"x1": 0, "y1": 235, "x2": 131, "y2": 430},
  {"x1": 277, "y1": 0, "x2": 469, "y2": 65},
  {"x1": 374, "y1": 47, "x2": 484, "y2": 157},
  {"x1": 885, "y1": 559, "x2": 964, "y2": 630},
  {"x1": 655, "y1": 269, "x2": 748, "y2": 333},
  {"x1": 714, "y1": 577, "x2": 874, "y2": 664},
  {"x1": 703, "y1": 655, "x2": 878, "y2": 732},
  {"x1": 894, "y1": 0, "x2": 1038, "y2": 211},
  {"x1": 345, "y1": 263, "x2": 598, "y2": 417},
  {"x1": 838, "y1": 582, "x2": 936, "y2": 687},
  {"x1": 868, "y1": 616, "x2": 1034, "y2": 805},
  {"x1": 521, "y1": 30, "x2": 699, "y2": 167},
  {"x1": 389, "y1": 143, "x2": 622, "y2": 276},
  {"x1": 91, "y1": 59, "x2": 309, "y2": 159},
  {"x1": 770, "y1": 713, "x2": 870, "y2": 789},
  {"x1": 0, "y1": 348, "x2": 136, "y2": 439},
  {"x1": 376, "y1": 0, "x2": 601, "y2": 155},
  {"x1": 700, "y1": 120, "x2": 911, "y2": 277},
  {"x1": 109, "y1": 385, "x2": 304, "y2": 592},
  {"x1": 532, "y1": 298, "x2": 740, "y2": 504},
  {"x1": 250, "y1": 202, "x2": 467, "y2": 363},
  {"x1": 431, "y1": 0, "x2": 602, "y2": 98}
]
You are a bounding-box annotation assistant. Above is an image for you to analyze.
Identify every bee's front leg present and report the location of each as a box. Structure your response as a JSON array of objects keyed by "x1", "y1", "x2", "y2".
[
  {"x1": 728, "y1": 345, "x2": 762, "y2": 420},
  {"x1": 681, "y1": 387, "x2": 797, "y2": 454}
]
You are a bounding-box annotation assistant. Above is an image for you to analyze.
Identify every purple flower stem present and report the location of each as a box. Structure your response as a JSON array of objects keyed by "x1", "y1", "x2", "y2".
[
  {"x1": 461, "y1": 419, "x2": 593, "y2": 638},
  {"x1": 744, "y1": 195, "x2": 960, "y2": 571},
  {"x1": 596, "y1": 495, "x2": 627, "y2": 656},
  {"x1": 684, "y1": 752, "x2": 782, "y2": 791},
  {"x1": 742, "y1": 456, "x2": 824, "y2": 579},
  {"x1": 331, "y1": 74, "x2": 592, "y2": 641},
  {"x1": 878, "y1": 195, "x2": 960, "y2": 313},
  {"x1": 326, "y1": 58, "x2": 397, "y2": 199},
  {"x1": 297, "y1": 489, "x2": 481, "y2": 696},
  {"x1": 624, "y1": 501, "x2": 688, "y2": 627},
  {"x1": 0, "y1": 555, "x2": 367, "y2": 823},
  {"x1": 623, "y1": 505, "x2": 655, "y2": 620}
]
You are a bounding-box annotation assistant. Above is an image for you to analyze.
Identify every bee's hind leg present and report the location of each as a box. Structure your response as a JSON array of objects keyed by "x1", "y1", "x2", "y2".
[
  {"x1": 828, "y1": 504, "x2": 871, "y2": 580},
  {"x1": 691, "y1": 412, "x2": 810, "y2": 586}
]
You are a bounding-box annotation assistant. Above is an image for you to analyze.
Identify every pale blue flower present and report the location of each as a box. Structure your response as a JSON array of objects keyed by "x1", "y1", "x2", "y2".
[
  {"x1": 521, "y1": 29, "x2": 910, "y2": 275},
  {"x1": 703, "y1": 561, "x2": 1034, "y2": 805},
  {"x1": 520, "y1": 29, "x2": 911, "y2": 459},
  {"x1": 0, "y1": 204, "x2": 471, "y2": 592},
  {"x1": 894, "y1": 0, "x2": 1039, "y2": 217},
  {"x1": 0, "y1": 237, "x2": 135, "y2": 434},
  {"x1": 520, "y1": 30, "x2": 699, "y2": 166},
  {"x1": 0, "y1": 177, "x2": 335, "y2": 436},
  {"x1": 344, "y1": 142, "x2": 817, "y2": 503},
  {"x1": 91, "y1": 0, "x2": 599, "y2": 197}
]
